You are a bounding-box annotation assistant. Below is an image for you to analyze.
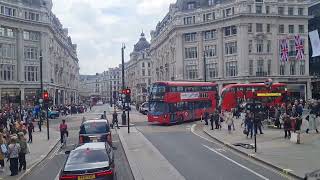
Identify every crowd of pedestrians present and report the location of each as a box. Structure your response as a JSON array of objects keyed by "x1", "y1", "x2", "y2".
[
  {"x1": 205, "y1": 99, "x2": 319, "y2": 141},
  {"x1": 0, "y1": 103, "x2": 88, "y2": 176}
]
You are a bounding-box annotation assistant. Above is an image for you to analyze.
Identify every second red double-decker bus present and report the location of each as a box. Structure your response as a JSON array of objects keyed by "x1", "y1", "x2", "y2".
[
  {"x1": 221, "y1": 83, "x2": 287, "y2": 111},
  {"x1": 148, "y1": 81, "x2": 219, "y2": 125}
]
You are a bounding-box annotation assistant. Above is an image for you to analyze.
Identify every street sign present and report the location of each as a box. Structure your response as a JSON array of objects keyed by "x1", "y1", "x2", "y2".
[{"x1": 256, "y1": 93, "x2": 281, "y2": 97}]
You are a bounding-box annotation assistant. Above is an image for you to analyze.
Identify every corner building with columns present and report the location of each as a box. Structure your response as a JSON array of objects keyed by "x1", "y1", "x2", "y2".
[
  {"x1": 150, "y1": 0, "x2": 312, "y2": 100},
  {"x1": 0, "y1": 0, "x2": 80, "y2": 106}
]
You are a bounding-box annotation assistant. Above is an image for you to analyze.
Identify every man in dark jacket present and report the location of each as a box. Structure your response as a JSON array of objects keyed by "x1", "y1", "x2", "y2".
[{"x1": 112, "y1": 110, "x2": 120, "y2": 129}]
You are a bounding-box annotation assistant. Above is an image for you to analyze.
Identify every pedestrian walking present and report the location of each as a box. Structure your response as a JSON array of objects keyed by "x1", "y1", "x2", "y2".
[
  {"x1": 113, "y1": 110, "x2": 120, "y2": 129},
  {"x1": 306, "y1": 102, "x2": 319, "y2": 134},
  {"x1": 17, "y1": 132, "x2": 28, "y2": 171},
  {"x1": 27, "y1": 121, "x2": 33, "y2": 143},
  {"x1": 209, "y1": 113, "x2": 214, "y2": 130},
  {"x1": 225, "y1": 112, "x2": 233, "y2": 134},
  {"x1": 59, "y1": 120, "x2": 68, "y2": 145},
  {"x1": 204, "y1": 111, "x2": 209, "y2": 125},
  {"x1": 283, "y1": 114, "x2": 291, "y2": 139},
  {"x1": 8, "y1": 136, "x2": 20, "y2": 176},
  {"x1": 0, "y1": 133, "x2": 7, "y2": 171},
  {"x1": 255, "y1": 111, "x2": 264, "y2": 134},
  {"x1": 212, "y1": 110, "x2": 220, "y2": 129},
  {"x1": 245, "y1": 112, "x2": 254, "y2": 138}
]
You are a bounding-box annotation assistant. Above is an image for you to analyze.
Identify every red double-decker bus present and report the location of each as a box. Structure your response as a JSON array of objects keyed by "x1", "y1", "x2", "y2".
[
  {"x1": 148, "y1": 81, "x2": 219, "y2": 125},
  {"x1": 221, "y1": 83, "x2": 287, "y2": 111}
]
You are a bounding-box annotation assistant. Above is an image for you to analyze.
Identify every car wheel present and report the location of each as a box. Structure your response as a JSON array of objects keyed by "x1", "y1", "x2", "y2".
[
  {"x1": 50, "y1": 115, "x2": 55, "y2": 119},
  {"x1": 144, "y1": 110, "x2": 148, "y2": 115}
]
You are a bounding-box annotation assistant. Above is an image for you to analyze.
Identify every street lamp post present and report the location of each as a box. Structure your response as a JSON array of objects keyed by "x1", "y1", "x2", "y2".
[
  {"x1": 121, "y1": 44, "x2": 126, "y2": 125},
  {"x1": 203, "y1": 51, "x2": 207, "y2": 82},
  {"x1": 252, "y1": 88, "x2": 257, "y2": 153},
  {"x1": 40, "y1": 50, "x2": 49, "y2": 140}
]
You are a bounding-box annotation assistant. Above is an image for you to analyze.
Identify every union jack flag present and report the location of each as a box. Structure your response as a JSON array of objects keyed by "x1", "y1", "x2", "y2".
[
  {"x1": 295, "y1": 35, "x2": 304, "y2": 60},
  {"x1": 280, "y1": 39, "x2": 289, "y2": 62}
]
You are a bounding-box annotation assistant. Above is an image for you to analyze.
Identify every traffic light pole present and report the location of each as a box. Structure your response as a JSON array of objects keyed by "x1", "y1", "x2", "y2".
[
  {"x1": 127, "y1": 109, "x2": 130, "y2": 133},
  {"x1": 121, "y1": 44, "x2": 126, "y2": 125},
  {"x1": 40, "y1": 51, "x2": 49, "y2": 140}
]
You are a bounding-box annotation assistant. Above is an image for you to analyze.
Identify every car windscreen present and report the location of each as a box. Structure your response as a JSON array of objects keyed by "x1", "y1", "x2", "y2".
[
  {"x1": 80, "y1": 122, "x2": 109, "y2": 134},
  {"x1": 67, "y1": 149, "x2": 109, "y2": 165}
]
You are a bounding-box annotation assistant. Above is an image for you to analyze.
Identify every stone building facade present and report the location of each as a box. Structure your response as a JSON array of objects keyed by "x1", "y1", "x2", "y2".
[
  {"x1": 125, "y1": 33, "x2": 152, "y2": 103},
  {"x1": 150, "y1": 0, "x2": 312, "y2": 100},
  {"x1": 0, "y1": 0, "x2": 80, "y2": 106}
]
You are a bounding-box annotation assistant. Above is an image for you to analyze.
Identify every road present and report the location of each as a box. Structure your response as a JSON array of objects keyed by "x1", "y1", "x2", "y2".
[
  {"x1": 131, "y1": 107, "x2": 293, "y2": 180},
  {"x1": 22, "y1": 106, "x2": 134, "y2": 180},
  {"x1": 22, "y1": 104, "x2": 293, "y2": 180}
]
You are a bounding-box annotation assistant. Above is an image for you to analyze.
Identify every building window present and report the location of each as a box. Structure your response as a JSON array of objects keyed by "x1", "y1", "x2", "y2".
[
  {"x1": 184, "y1": 16, "x2": 195, "y2": 25},
  {"x1": 289, "y1": 25, "x2": 294, "y2": 34},
  {"x1": 248, "y1": 23, "x2": 252, "y2": 33},
  {"x1": 280, "y1": 62, "x2": 285, "y2": 75},
  {"x1": 288, "y1": 7, "x2": 294, "y2": 15},
  {"x1": 204, "y1": 30, "x2": 216, "y2": 40},
  {"x1": 23, "y1": 31, "x2": 40, "y2": 41},
  {"x1": 226, "y1": 61, "x2": 237, "y2": 77},
  {"x1": 299, "y1": 25, "x2": 304, "y2": 33},
  {"x1": 290, "y1": 61, "x2": 296, "y2": 75},
  {"x1": 0, "y1": 44, "x2": 16, "y2": 58},
  {"x1": 25, "y1": 11, "x2": 40, "y2": 21},
  {"x1": 207, "y1": 63, "x2": 218, "y2": 78},
  {"x1": 267, "y1": 40, "x2": 271, "y2": 53},
  {"x1": 184, "y1": 33, "x2": 197, "y2": 42},
  {"x1": 185, "y1": 47, "x2": 198, "y2": 59},
  {"x1": 148, "y1": 69, "x2": 151, "y2": 76},
  {"x1": 142, "y1": 62, "x2": 145, "y2": 67},
  {"x1": 267, "y1": 59, "x2": 271, "y2": 75},
  {"x1": 278, "y1": 7, "x2": 284, "y2": 15},
  {"x1": 256, "y1": 5, "x2": 262, "y2": 14},
  {"x1": 249, "y1": 40, "x2": 253, "y2": 53},
  {"x1": 204, "y1": 45, "x2": 217, "y2": 57},
  {"x1": 186, "y1": 65, "x2": 198, "y2": 79},
  {"x1": 249, "y1": 60, "x2": 253, "y2": 75},
  {"x1": 24, "y1": 47, "x2": 39, "y2": 60},
  {"x1": 224, "y1": 25, "x2": 237, "y2": 36},
  {"x1": 267, "y1": 24, "x2": 271, "y2": 33},
  {"x1": 142, "y1": 69, "x2": 145, "y2": 76},
  {"x1": 225, "y1": 7, "x2": 234, "y2": 17},
  {"x1": 298, "y1": 8, "x2": 304, "y2": 16},
  {"x1": 0, "y1": 27, "x2": 16, "y2": 38},
  {"x1": 1, "y1": 6, "x2": 16, "y2": 17},
  {"x1": 300, "y1": 60, "x2": 305, "y2": 75},
  {"x1": 257, "y1": 60, "x2": 264, "y2": 74},
  {"x1": 279, "y1": 24, "x2": 284, "y2": 33},
  {"x1": 256, "y1": 23, "x2": 263, "y2": 33},
  {"x1": 289, "y1": 40, "x2": 295, "y2": 57},
  {"x1": 225, "y1": 42, "x2": 237, "y2": 55},
  {"x1": 256, "y1": 0, "x2": 263, "y2": 2},
  {"x1": 203, "y1": 12, "x2": 215, "y2": 22},
  {"x1": 0, "y1": 64, "x2": 15, "y2": 81},
  {"x1": 248, "y1": 5, "x2": 252, "y2": 13},
  {"x1": 208, "y1": 0, "x2": 214, "y2": 6},
  {"x1": 266, "y1": 6, "x2": 270, "y2": 14},
  {"x1": 24, "y1": 66, "x2": 39, "y2": 82},
  {"x1": 256, "y1": 40, "x2": 264, "y2": 53},
  {"x1": 187, "y1": 2, "x2": 196, "y2": 10}
]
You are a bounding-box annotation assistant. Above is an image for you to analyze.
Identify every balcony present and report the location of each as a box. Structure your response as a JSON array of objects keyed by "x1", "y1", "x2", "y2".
[{"x1": 256, "y1": 71, "x2": 268, "y2": 77}]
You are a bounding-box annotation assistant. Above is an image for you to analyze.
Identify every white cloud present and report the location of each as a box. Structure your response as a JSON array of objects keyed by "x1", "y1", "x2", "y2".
[{"x1": 52, "y1": 0, "x2": 176, "y2": 74}]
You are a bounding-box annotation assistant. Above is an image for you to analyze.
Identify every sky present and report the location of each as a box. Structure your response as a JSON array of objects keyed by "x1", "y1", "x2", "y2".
[{"x1": 52, "y1": 0, "x2": 176, "y2": 75}]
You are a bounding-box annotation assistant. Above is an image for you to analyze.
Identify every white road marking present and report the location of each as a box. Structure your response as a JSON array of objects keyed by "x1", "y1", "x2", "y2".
[
  {"x1": 54, "y1": 167, "x2": 63, "y2": 180},
  {"x1": 190, "y1": 124, "x2": 220, "y2": 146},
  {"x1": 202, "y1": 144, "x2": 269, "y2": 180}
]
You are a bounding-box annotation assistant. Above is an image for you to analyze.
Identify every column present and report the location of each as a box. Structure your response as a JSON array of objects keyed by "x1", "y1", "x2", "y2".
[
  {"x1": 237, "y1": 24, "x2": 249, "y2": 77},
  {"x1": 16, "y1": 28, "x2": 24, "y2": 81},
  {"x1": 175, "y1": 32, "x2": 184, "y2": 80},
  {"x1": 217, "y1": 28, "x2": 224, "y2": 78},
  {"x1": 199, "y1": 32, "x2": 204, "y2": 80},
  {"x1": 271, "y1": 24, "x2": 279, "y2": 76},
  {"x1": 0, "y1": 88, "x2": 2, "y2": 106},
  {"x1": 307, "y1": 80, "x2": 312, "y2": 100},
  {"x1": 20, "y1": 88, "x2": 25, "y2": 105},
  {"x1": 40, "y1": 32, "x2": 49, "y2": 83}
]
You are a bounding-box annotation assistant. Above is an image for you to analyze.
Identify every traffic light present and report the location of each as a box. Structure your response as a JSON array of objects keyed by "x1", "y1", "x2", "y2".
[{"x1": 43, "y1": 91, "x2": 49, "y2": 101}]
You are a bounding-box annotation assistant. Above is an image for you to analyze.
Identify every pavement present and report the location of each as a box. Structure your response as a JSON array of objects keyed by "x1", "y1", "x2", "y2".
[
  {"x1": 202, "y1": 118, "x2": 320, "y2": 179},
  {"x1": 0, "y1": 126, "x2": 60, "y2": 180},
  {"x1": 21, "y1": 105, "x2": 134, "y2": 180}
]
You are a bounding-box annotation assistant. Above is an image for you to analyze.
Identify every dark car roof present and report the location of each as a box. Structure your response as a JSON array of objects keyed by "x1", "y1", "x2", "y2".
[{"x1": 75, "y1": 142, "x2": 108, "y2": 150}]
